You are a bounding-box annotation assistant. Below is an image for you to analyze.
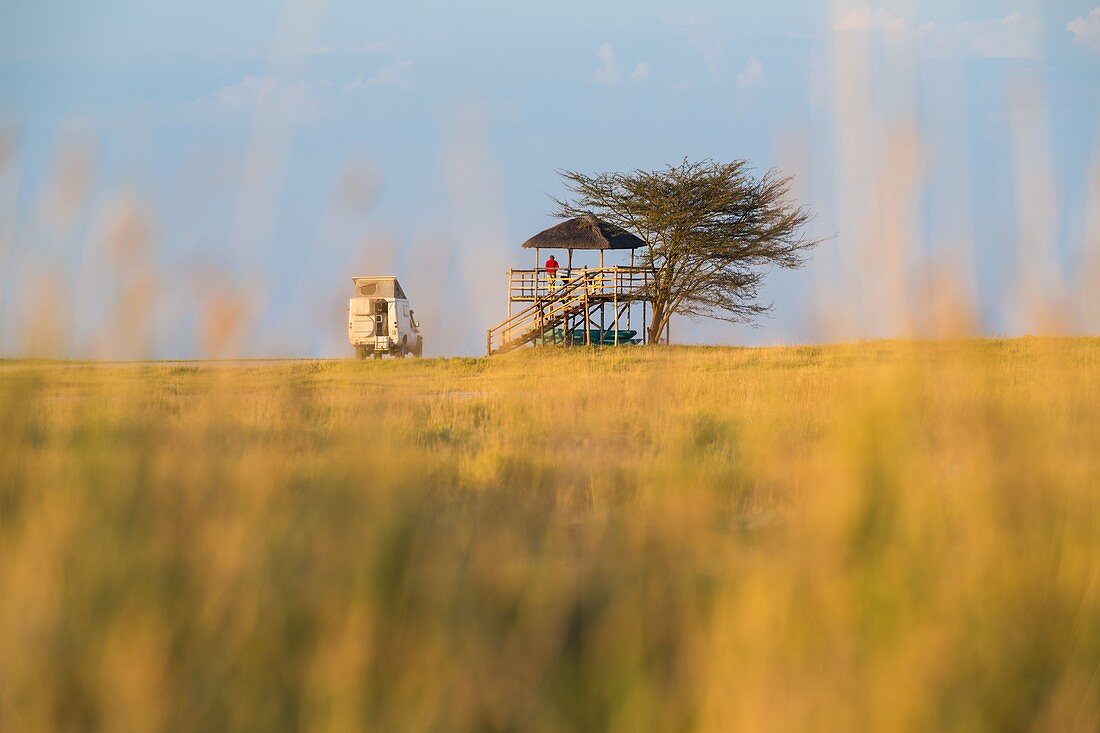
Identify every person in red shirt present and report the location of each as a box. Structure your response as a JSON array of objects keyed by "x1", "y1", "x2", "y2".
[{"x1": 545, "y1": 254, "x2": 560, "y2": 291}]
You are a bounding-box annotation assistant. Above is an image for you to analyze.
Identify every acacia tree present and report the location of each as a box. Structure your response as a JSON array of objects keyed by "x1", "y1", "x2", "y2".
[{"x1": 555, "y1": 159, "x2": 822, "y2": 344}]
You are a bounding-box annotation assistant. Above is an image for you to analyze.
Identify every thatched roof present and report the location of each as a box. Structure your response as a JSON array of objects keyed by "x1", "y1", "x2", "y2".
[{"x1": 521, "y1": 214, "x2": 646, "y2": 251}]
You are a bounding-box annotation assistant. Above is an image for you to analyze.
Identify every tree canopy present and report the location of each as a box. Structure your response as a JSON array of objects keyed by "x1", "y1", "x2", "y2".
[{"x1": 555, "y1": 159, "x2": 823, "y2": 343}]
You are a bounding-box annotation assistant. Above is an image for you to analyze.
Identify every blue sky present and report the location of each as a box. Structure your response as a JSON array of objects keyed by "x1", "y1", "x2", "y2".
[{"x1": 0, "y1": 0, "x2": 1097, "y2": 357}]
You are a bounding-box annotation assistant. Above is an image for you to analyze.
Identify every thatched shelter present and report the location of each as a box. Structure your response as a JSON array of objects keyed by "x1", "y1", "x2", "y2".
[{"x1": 522, "y1": 214, "x2": 645, "y2": 269}]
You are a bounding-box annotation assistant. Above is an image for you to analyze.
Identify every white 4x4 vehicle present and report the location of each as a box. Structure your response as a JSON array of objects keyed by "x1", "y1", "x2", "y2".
[{"x1": 348, "y1": 276, "x2": 424, "y2": 359}]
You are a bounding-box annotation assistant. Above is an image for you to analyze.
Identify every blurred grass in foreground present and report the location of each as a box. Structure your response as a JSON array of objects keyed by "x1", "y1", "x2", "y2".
[{"x1": 1, "y1": 338, "x2": 1098, "y2": 732}]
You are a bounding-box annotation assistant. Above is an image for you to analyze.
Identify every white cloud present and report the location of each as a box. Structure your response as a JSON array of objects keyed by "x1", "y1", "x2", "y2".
[
  {"x1": 186, "y1": 62, "x2": 414, "y2": 124},
  {"x1": 959, "y1": 12, "x2": 1041, "y2": 59},
  {"x1": 203, "y1": 40, "x2": 396, "y2": 60},
  {"x1": 195, "y1": 76, "x2": 333, "y2": 123},
  {"x1": 735, "y1": 56, "x2": 764, "y2": 89},
  {"x1": 343, "y1": 59, "x2": 414, "y2": 93},
  {"x1": 369, "y1": 59, "x2": 414, "y2": 87},
  {"x1": 590, "y1": 43, "x2": 649, "y2": 86},
  {"x1": 676, "y1": 16, "x2": 727, "y2": 78},
  {"x1": 591, "y1": 42, "x2": 621, "y2": 85},
  {"x1": 834, "y1": 7, "x2": 906, "y2": 33},
  {"x1": 315, "y1": 40, "x2": 397, "y2": 55},
  {"x1": 1069, "y1": 8, "x2": 1100, "y2": 52},
  {"x1": 835, "y1": 7, "x2": 1042, "y2": 59},
  {"x1": 340, "y1": 78, "x2": 366, "y2": 95}
]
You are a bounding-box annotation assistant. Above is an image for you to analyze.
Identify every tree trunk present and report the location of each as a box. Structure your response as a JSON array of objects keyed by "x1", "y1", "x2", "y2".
[{"x1": 647, "y1": 300, "x2": 669, "y2": 344}]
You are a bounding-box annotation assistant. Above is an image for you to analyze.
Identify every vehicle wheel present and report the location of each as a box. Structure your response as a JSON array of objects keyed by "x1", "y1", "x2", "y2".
[
  {"x1": 355, "y1": 346, "x2": 368, "y2": 360},
  {"x1": 371, "y1": 352, "x2": 381, "y2": 360},
  {"x1": 412, "y1": 339, "x2": 423, "y2": 357}
]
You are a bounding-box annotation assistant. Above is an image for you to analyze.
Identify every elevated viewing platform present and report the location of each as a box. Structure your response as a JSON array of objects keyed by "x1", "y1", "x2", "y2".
[
  {"x1": 488, "y1": 266, "x2": 654, "y2": 355},
  {"x1": 487, "y1": 215, "x2": 659, "y2": 355}
]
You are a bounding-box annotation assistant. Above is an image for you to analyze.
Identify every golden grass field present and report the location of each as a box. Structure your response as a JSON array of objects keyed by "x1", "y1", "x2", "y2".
[{"x1": 1, "y1": 338, "x2": 1098, "y2": 731}]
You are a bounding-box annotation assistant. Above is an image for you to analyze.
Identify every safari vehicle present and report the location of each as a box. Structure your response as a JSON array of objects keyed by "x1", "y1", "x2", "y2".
[{"x1": 348, "y1": 276, "x2": 424, "y2": 359}]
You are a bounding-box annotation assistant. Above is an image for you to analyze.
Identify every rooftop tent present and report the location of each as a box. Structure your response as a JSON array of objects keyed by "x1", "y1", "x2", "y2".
[
  {"x1": 521, "y1": 214, "x2": 646, "y2": 251},
  {"x1": 352, "y1": 276, "x2": 406, "y2": 299}
]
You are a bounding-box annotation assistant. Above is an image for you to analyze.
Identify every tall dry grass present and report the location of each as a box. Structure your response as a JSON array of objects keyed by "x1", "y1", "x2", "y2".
[{"x1": 1, "y1": 339, "x2": 1098, "y2": 731}]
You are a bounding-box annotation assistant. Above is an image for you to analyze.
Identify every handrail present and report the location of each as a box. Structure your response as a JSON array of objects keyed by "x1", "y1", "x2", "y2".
[
  {"x1": 487, "y1": 267, "x2": 655, "y2": 355},
  {"x1": 487, "y1": 274, "x2": 591, "y2": 354}
]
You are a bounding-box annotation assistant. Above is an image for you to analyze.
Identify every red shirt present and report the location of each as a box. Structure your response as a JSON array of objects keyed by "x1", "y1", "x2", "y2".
[{"x1": 545, "y1": 258, "x2": 559, "y2": 273}]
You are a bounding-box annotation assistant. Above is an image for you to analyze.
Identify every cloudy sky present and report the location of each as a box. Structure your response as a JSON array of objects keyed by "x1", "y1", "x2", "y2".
[{"x1": 0, "y1": 0, "x2": 1097, "y2": 357}]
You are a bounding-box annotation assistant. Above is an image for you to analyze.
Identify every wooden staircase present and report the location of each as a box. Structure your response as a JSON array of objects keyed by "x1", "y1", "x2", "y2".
[{"x1": 486, "y1": 267, "x2": 652, "y2": 356}]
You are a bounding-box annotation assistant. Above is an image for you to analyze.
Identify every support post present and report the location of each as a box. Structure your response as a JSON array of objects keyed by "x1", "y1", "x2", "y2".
[
  {"x1": 613, "y1": 272, "x2": 619, "y2": 345},
  {"x1": 599, "y1": 251, "x2": 605, "y2": 342},
  {"x1": 583, "y1": 268, "x2": 591, "y2": 346},
  {"x1": 628, "y1": 251, "x2": 635, "y2": 333}
]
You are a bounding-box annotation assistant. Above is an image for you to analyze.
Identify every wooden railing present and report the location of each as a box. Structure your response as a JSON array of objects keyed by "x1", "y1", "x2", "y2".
[
  {"x1": 487, "y1": 267, "x2": 653, "y2": 355},
  {"x1": 508, "y1": 266, "x2": 652, "y2": 303}
]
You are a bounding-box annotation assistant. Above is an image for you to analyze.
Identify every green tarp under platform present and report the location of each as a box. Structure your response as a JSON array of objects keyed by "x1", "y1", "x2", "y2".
[{"x1": 535, "y1": 328, "x2": 639, "y2": 346}]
